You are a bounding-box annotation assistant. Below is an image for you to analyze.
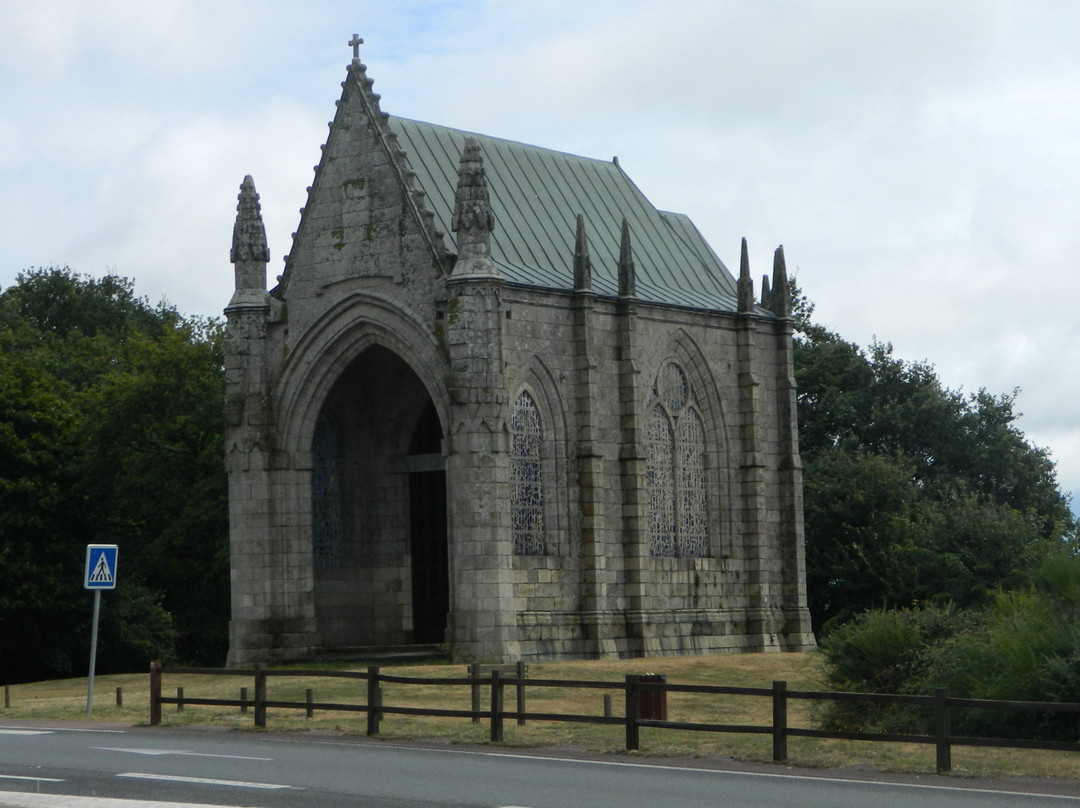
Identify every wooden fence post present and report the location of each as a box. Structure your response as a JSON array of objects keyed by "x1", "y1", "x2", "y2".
[
  {"x1": 306, "y1": 688, "x2": 314, "y2": 718},
  {"x1": 469, "y1": 662, "x2": 481, "y2": 724},
  {"x1": 490, "y1": 669, "x2": 504, "y2": 743},
  {"x1": 115, "y1": 686, "x2": 123, "y2": 707},
  {"x1": 366, "y1": 666, "x2": 381, "y2": 736},
  {"x1": 624, "y1": 675, "x2": 640, "y2": 751},
  {"x1": 254, "y1": 663, "x2": 267, "y2": 728},
  {"x1": 772, "y1": 680, "x2": 788, "y2": 762},
  {"x1": 176, "y1": 686, "x2": 184, "y2": 712},
  {"x1": 149, "y1": 660, "x2": 161, "y2": 726},
  {"x1": 4, "y1": 685, "x2": 9, "y2": 709},
  {"x1": 935, "y1": 688, "x2": 952, "y2": 773},
  {"x1": 515, "y1": 660, "x2": 527, "y2": 726},
  {"x1": 240, "y1": 686, "x2": 248, "y2": 714}
]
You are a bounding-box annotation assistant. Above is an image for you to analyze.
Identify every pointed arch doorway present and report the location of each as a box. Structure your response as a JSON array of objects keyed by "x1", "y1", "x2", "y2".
[
  {"x1": 407, "y1": 400, "x2": 448, "y2": 644},
  {"x1": 312, "y1": 346, "x2": 449, "y2": 650}
]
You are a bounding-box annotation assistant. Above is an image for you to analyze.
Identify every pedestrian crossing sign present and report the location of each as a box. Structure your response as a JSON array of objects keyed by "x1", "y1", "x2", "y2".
[{"x1": 84, "y1": 544, "x2": 118, "y2": 590}]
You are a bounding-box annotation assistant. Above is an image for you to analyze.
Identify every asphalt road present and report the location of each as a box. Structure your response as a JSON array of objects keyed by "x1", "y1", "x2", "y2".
[{"x1": 1, "y1": 723, "x2": 1078, "y2": 808}]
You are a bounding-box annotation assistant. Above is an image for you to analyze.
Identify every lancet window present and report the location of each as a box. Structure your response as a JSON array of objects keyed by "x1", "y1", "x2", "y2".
[
  {"x1": 646, "y1": 403, "x2": 677, "y2": 557},
  {"x1": 510, "y1": 390, "x2": 545, "y2": 555},
  {"x1": 646, "y1": 362, "x2": 709, "y2": 557},
  {"x1": 312, "y1": 413, "x2": 344, "y2": 568}
]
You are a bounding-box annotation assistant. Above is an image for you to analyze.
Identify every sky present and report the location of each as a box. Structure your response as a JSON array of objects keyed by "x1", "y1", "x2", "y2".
[{"x1": 2, "y1": 0, "x2": 1079, "y2": 510}]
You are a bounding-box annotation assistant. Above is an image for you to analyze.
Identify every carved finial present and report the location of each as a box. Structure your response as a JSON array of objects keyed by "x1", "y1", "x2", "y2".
[
  {"x1": 450, "y1": 138, "x2": 498, "y2": 278},
  {"x1": 452, "y1": 139, "x2": 494, "y2": 234},
  {"x1": 349, "y1": 34, "x2": 363, "y2": 63},
  {"x1": 761, "y1": 274, "x2": 772, "y2": 311},
  {"x1": 618, "y1": 218, "x2": 636, "y2": 298},
  {"x1": 737, "y1": 237, "x2": 755, "y2": 314},
  {"x1": 573, "y1": 214, "x2": 592, "y2": 292},
  {"x1": 226, "y1": 175, "x2": 270, "y2": 312},
  {"x1": 231, "y1": 175, "x2": 269, "y2": 267},
  {"x1": 771, "y1": 245, "x2": 790, "y2": 317}
]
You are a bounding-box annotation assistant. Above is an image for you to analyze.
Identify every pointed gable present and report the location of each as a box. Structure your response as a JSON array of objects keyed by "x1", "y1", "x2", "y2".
[
  {"x1": 275, "y1": 62, "x2": 449, "y2": 304},
  {"x1": 276, "y1": 54, "x2": 742, "y2": 313},
  {"x1": 389, "y1": 118, "x2": 741, "y2": 312}
]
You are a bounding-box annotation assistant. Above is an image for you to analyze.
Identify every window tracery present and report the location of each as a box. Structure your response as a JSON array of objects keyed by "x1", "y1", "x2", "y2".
[
  {"x1": 647, "y1": 362, "x2": 709, "y2": 557},
  {"x1": 646, "y1": 403, "x2": 676, "y2": 558},
  {"x1": 678, "y1": 407, "x2": 709, "y2": 557},
  {"x1": 511, "y1": 390, "x2": 545, "y2": 555}
]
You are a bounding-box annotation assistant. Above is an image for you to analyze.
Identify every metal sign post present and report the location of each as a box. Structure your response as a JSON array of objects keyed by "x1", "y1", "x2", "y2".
[{"x1": 84, "y1": 544, "x2": 118, "y2": 715}]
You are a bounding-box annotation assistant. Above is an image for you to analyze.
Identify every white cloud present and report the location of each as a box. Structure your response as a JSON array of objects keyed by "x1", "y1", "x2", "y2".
[{"x1": 1, "y1": 0, "x2": 1079, "y2": 510}]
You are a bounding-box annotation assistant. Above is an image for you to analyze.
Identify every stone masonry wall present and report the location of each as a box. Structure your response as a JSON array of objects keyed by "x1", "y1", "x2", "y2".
[
  {"x1": 226, "y1": 57, "x2": 814, "y2": 666},
  {"x1": 494, "y1": 285, "x2": 810, "y2": 660}
]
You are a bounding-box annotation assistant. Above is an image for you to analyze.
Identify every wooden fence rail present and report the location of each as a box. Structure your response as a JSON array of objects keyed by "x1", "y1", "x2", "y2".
[{"x1": 148, "y1": 661, "x2": 1080, "y2": 773}]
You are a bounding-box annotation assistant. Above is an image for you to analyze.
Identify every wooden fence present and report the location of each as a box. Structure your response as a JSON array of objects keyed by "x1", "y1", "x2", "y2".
[{"x1": 148, "y1": 661, "x2": 1080, "y2": 774}]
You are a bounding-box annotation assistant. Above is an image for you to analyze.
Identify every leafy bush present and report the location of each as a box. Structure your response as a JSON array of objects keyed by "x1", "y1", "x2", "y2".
[
  {"x1": 820, "y1": 555, "x2": 1080, "y2": 741},
  {"x1": 818, "y1": 605, "x2": 967, "y2": 733}
]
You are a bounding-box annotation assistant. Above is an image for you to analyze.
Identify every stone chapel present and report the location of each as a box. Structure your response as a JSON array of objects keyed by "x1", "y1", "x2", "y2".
[{"x1": 224, "y1": 43, "x2": 815, "y2": 666}]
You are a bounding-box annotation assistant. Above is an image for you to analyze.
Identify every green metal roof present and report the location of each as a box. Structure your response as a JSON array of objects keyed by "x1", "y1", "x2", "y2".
[{"x1": 389, "y1": 117, "x2": 741, "y2": 312}]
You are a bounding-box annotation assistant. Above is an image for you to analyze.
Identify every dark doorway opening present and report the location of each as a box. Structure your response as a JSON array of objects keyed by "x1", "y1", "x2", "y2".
[{"x1": 408, "y1": 401, "x2": 448, "y2": 644}]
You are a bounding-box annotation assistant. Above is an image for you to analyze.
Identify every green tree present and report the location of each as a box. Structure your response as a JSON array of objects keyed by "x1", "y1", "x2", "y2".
[
  {"x1": 0, "y1": 267, "x2": 163, "y2": 339},
  {"x1": 0, "y1": 338, "x2": 87, "y2": 681},
  {"x1": 793, "y1": 284, "x2": 1077, "y2": 631},
  {"x1": 77, "y1": 315, "x2": 228, "y2": 664},
  {"x1": 0, "y1": 267, "x2": 227, "y2": 683}
]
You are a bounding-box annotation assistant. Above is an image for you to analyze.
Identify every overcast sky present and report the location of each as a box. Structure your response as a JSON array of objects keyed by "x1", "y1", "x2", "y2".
[{"x1": 2, "y1": 1, "x2": 1078, "y2": 510}]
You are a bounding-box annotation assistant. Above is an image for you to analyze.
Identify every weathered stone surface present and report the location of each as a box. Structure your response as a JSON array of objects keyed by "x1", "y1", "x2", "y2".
[{"x1": 223, "y1": 53, "x2": 815, "y2": 667}]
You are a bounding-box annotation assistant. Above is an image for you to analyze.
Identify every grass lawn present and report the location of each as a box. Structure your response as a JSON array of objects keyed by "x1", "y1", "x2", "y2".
[{"x1": 4, "y1": 651, "x2": 1079, "y2": 782}]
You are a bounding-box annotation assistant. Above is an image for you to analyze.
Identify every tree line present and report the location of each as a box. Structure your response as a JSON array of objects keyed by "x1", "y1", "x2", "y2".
[
  {"x1": 0, "y1": 268, "x2": 227, "y2": 683},
  {"x1": 793, "y1": 288, "x2": 1077, "y2": 630},
  {"x1": 0, "y1": 267, "x2": 1076, "y2": 689},
  {"x1": 792, "y1": 286, "x2": 1080, "y2": 736}
]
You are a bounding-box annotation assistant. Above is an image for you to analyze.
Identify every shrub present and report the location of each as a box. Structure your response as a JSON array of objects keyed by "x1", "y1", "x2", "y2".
[
  {"x1": 818, "y1": 605, "x2": 962, "y2": 733},
  {"x1": 821, "y1": 555, "x2": 1080, "y2": 741}
]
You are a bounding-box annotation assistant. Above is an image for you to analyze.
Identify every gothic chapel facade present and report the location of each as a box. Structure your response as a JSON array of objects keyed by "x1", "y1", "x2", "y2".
[{"x1": 224, "y1": 45, "x2": 815, "y2": 665}]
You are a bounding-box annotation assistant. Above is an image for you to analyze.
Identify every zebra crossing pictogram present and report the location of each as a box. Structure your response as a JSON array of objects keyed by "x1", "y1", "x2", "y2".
[{"x1": 84, "y1": 545, "x2": 118, "y2": 590}]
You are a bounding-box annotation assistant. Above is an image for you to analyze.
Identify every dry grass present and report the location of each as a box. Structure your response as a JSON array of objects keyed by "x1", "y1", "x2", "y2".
[{"x1": 4, "y1": 652, "x2": 1079, "y2": 782}]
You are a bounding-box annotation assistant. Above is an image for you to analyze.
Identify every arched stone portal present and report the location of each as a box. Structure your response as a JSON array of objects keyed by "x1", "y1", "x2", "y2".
[{"x1": 312, "y1": 345, "x2": 447, "y2": 651}]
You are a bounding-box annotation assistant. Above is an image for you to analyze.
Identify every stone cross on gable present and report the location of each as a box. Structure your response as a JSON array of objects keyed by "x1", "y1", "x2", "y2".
[{"x1": 349, "y1": 34, "x2": 363, "y2": 61}]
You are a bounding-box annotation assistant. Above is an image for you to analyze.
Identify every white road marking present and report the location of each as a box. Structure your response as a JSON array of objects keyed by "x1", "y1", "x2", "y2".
[
  {"x1": 117, "y1": 772, "x2": 293, "y2": 790},
  {"x1": 96, "y1": 747, "x2": 272, "y2": 761},
  {"x1": 0, "y1": 725, "x2": 122, "y2": 734},
  {"x1": 0, "y1": 774, "x2": 64, "y2": 782},
  {"x1": 0, "y1": 794, "x2": 229, "y2": 808},
  {"x1": 0, "y1": 731, "x2": 51, "y2": 736}
]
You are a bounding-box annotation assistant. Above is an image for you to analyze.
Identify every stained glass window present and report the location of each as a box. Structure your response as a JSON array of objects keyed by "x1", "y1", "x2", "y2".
[
  {"x1": 647, "y1": 403, "x2": 676, "y2": 557},
  {"x1": 511, "y1": 390, "x2": 544, "y2": 555},
  {"x1": 312, "y1": 414, "x2": 343, "y2": 568},
  {"x1": 659, "y1": 361, "x2": 689, "y2": 412},
  {"x1": 679, "y1": 407, "x2": 708, "y2": 557},
  {"x1": 647, "y1": 362, "x2": 710, "y2": 557}
]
